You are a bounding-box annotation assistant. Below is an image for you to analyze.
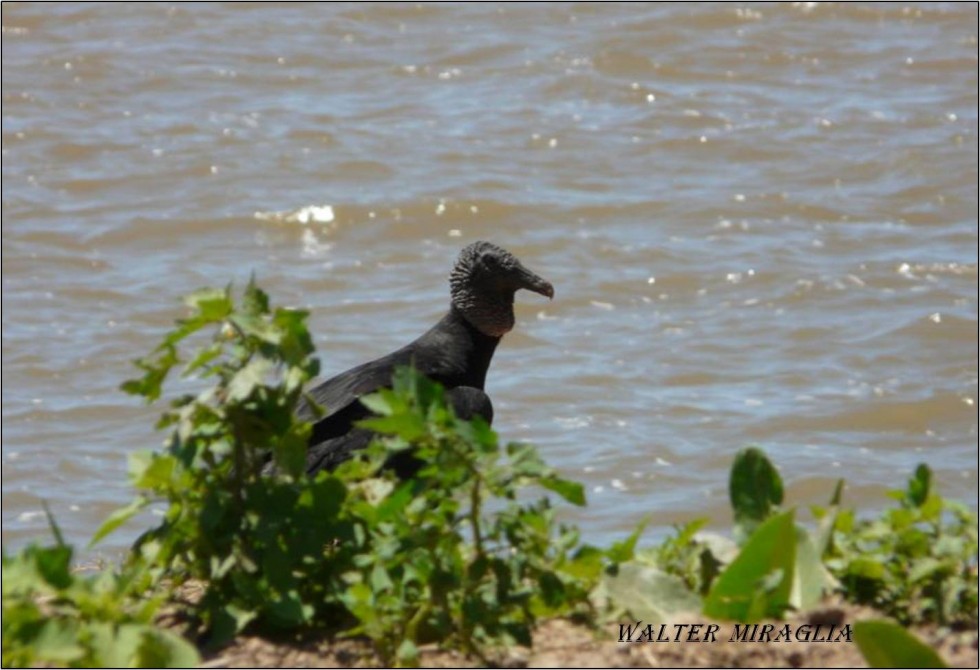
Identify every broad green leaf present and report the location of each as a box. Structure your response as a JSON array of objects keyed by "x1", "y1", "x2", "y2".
[
  {"x1": 703, "y1": 509, "x2": 796, "y2": 621},
  {"x1": 358, "y1": 414, "x2": 427, "y2": 441},
  {"x1": 32, "y1": 619, "x2": 84, "y2": 663},
  {"x1": 121, "y1": 346, "x2": 179, "y2": 402},
  {"x1": 183, "y1": 342, "x2": 222, "y2": 377},
  {"x1": 210, "y1": 603, "x2": 258, "y2": 645},
  {"x1": 359, "y1": 392, "x2": 393, "y2": 416},
  {"x1": 563, "y1": 545, "x2": 605, "y2": 582},
  {"x1": 907, "y1": 557, "x2": 944, "y2": 583},
  {"x1": 273, "y1": 307, "x2": 315, "y2": 363},
  {"x1": 673, "y1": 518, "x2": 710, "y2": 546},
  {"x1": 847, "y1": 557, "x2": 886, "y2": 580},
  {"x1": 813, "y1": 503, "x2": 840, "y2": 559},
  {"x1": 537, "y1": 570, "x2": 566, "y2": 608},
  {"x1": 370, "y1": 563, "x2": 393, "y2": 592},
  {"x1": 918, "y1": 493, "x2": 942, "y2": 521},
  {"x1": 853, "y1": 620, "x2": 948, "y2": 668},
  {"x1": 229, "y1": 312, "x2": 281, "y2": 344},
  {"x1": 906, "y1": 464, "x2": 931, "y2": 508},
  {"x1": 606, "y1": 519, "x2": 647, "y2": 563},
  {"x1": 34, "y1": 544, "x2": 73, "y2": 590},
  {"x1": 268, "y1": 590, "x2": 314, "y2": 627},
  {"x1": 461, "y1": 414, "x2": 497, "y2": 451},
  {"x1": 309, "y1": 474, "x2": 347, "y2": 519},
  {"x1": 90, "y1": 496, "x2": 147, "y2": 547},
  {"x1": 184, "y1": 287, "x2": 232, "y2": 320},
  {"x1": 227, "y1": 358, "x2": 272, "y2": 401},
  {"x1": 396, "y1": 639, "x2": 419, "y2": 665},
  {"x1": 375, "y1": 481, "x2": 414, "y2": 521},
  {"x1": 540, "y1": 475, "x2": 586, "y2": 506},
  {"x1": 101, "y1": 623, "x2": 144, "y2": 667},
  {"x1": 507, "y1": 442, "x2": 547, "y2": 478},
  {"x1": 242, "y1": 275, "x2": 270, "y2": 315},
  {"x1": 162, "y1": 317, "x2": 212, "y2": 348},
  {"x1": 600, "y1": 563, "x2": 701, "y2": 622},
  {"x1": 131, "y1": 453, "x2": 176, "y2": 490},
  {"x1": 729, "y1": 447, "x2": 783, "y2": 527},
  {"x1": 790, "y1": 525, "x2": 836, "y2": 611},
  {"x1": 272, "y1": 430, "x2": 307, "y2": 478},
  {"x1": 136, "y1": 628, "x2": 201, "y2": 668},
  {"x1": 340, "y1": 582, "x2": 375, "y2": 619},
  {"x1": 282, "y1": 365, "x2": 307, "y2": 394}
]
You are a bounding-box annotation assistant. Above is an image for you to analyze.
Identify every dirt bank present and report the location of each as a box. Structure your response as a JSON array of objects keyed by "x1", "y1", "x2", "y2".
[{"x1": 200, "y1": 599, "x2": 978, "y2": 668}]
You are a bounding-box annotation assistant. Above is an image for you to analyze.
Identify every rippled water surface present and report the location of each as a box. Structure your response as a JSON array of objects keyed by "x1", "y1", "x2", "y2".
[{"x1": 3, "y1": 2, "x2": 977, "y2": 554}]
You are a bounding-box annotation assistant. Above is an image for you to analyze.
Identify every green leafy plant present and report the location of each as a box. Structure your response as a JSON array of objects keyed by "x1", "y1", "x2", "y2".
[
  {"x1": 106, "y1": 278, "x2": 605, "y2": 666},
  {"x1": 647, "y1": 517, "x2": 718, "y2": 596},
  {"x1": 1, "y1": 510, "x2": 198, "y2": 669},
  {"x1": 335, "y1": 368, "x2": 604, "y2": 664},
  {"x1": 103, "y1": 279, "x2": 333, "y2": 643},
  {"x1": 729, "y1": 447, "x2": 784, "y2": 538},
  {"x1": 702, "y1": 509, "x2": 798, "y2": 620},
  {"x1": 822, "y1": 464, "x2": 978, "y2": 627},
  {"x1": 631, "y1": 448, "x2": 834, "y2": 623},
  {"x1": 630, "y1": 447, "x2": 976, "y2": 633}
]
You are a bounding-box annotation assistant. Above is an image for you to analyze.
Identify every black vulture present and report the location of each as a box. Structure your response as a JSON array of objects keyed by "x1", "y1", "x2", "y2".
[{"x1": 275, "y1": 241, "x2": 554, "y2": 477}]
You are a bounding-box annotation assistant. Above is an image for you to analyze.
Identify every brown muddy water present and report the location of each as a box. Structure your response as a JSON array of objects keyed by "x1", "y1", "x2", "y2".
[{"x1": 2, "y1": 3, "x2": 977, "y2": 555}]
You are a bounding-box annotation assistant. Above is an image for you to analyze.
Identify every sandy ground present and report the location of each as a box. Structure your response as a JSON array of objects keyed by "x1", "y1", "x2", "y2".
[{"x1": 198, "y1": 599, "x2": 979, "y2": 668}]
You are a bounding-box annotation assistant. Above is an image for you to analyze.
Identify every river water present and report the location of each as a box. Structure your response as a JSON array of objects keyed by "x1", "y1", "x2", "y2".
[{"x1": 2, "y1": 2, "x2": 977, "y2": 554}]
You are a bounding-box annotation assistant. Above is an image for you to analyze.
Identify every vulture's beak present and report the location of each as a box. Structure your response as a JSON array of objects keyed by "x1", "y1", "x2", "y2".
[{"x1": 515, "y1": 264, "x2": 554, "y2": 300}]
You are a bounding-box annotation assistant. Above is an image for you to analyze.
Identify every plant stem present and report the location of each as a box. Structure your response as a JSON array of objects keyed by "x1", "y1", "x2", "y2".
[{"x1": 470, "y1": 479, "x2": 483, "y2": 557}]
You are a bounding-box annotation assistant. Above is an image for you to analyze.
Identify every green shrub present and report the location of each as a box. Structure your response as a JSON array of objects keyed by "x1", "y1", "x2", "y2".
[
  {"x1": 821, "y1": 464, "x2": 978, "y2": 627},
  {"x1": 110, "y1": 279, "x2": 608, "y2": 665},
  {"x1": 1, "y1": 510, "x2": 198, "y2": 668},
  {"x1": 623, "y1": 448, "x2": 977, "y2": 631},
  {"x1": 110, "y1": 279, "x2": 338, "y2": 640},
  {"x1": 331, "y1": 368, "x2": 607, "y2": 664}
]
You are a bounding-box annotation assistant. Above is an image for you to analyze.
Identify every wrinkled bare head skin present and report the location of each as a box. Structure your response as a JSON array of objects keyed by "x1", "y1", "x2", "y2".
[{"x1": 449, "y1": 241, "x2": 554, "y2": 337}]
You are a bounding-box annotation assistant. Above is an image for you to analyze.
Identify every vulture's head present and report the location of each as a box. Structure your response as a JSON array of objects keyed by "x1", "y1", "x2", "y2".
[{"x1": 449, "y1": 241, "x2": 554, "y2": 337}]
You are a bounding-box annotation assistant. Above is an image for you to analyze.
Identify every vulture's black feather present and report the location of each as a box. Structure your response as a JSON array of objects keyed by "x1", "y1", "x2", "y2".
[
  {"x1": 302, "y1": 386, "x2": 496, "y2": 479},
  {"x1": 275, "y1": 241, "x2": 553, "y2": 477}
]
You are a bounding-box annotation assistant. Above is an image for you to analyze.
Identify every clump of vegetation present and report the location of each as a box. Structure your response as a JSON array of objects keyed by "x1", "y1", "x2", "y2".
[
  {"x1": 2, "y1": 278, "x2": 976, "y2": 668},
  {"x1": 1, "y1": 510, "x2": 198, "y2": 668},
  {"x1": 330, "y1": 369, "x2": 614, "y2": 663},
  {"x1": 107, "y1": 279, "x2": 612, "y2": 665},
  {"x1": 104, "y1": 279, "x2": 329, "y2": 641},
  {"x1": 620, "y1": 448, "x2": 977, "y2": 631},
  {"x1": 606, "y1": 448, "x2": 835, "y2": 623},
  {"x1": 824, "y1": 464, "x2": 978, "y2": 627}
]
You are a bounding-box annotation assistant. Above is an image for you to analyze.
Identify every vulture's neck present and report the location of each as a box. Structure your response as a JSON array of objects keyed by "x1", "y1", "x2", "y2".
[
  {"x1": 426, "y1": 306, "x2": 502, "y2": 389},
  {"x1": 451, "y1": 284, "x2": 516, "y2": 338}
]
